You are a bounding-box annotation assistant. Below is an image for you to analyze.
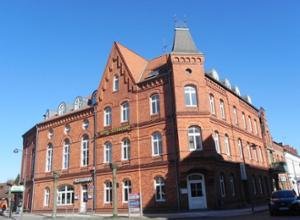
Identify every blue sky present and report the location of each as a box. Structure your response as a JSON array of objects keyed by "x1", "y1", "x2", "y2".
[{"x1": 0, "y1": 0, "x2": 299, "y2": 182}]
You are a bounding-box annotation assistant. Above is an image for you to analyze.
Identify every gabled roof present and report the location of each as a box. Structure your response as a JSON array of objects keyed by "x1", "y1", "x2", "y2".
[
  {"x1": 171, "y1": 27, "x2": 200, "y2": 54},
  {"x1": 139, "y1": 55, "x2": 169, "y2": 82},
  {"x1": 115, "y1": 42, "x2": 148, "y2": 83}
]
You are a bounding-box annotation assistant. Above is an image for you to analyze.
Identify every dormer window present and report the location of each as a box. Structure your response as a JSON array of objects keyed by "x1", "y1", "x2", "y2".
[
  {"x1": 58, "y1": 102, "x2": 66, "y2": 116},
  {"x1": 113, "y1": 75, "x2": 119, "y2": 92},
  {"x1": 74, "y1": 96, "x2": 83, "y2": 110}
]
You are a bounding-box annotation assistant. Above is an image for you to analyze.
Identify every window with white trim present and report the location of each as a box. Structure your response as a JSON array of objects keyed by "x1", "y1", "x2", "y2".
[
  {"x1": 122, "y1": 180, "x2": 132, "y2": 203},
  {"x1": 44, "y1": 188, "x2": 50, "y2": 207},
  {"x1": 233, "y1": 106, "x2": 238, "y2": 126},
  {"x1": 224, "y1": 134, "x2": 231, "y2": 156},
  {"x1": 184, "y1": 86, "x2": 197, "y2": 107},
  {"x1": 81, "y1": 135, "x2": 89, "y2": 166},
  {"x1": 113, "y1": 75, "x2": 119, "y2": 92},
  {"x1": 121, "y1": 101, "x2": 129, "y2": 122},
  {"x1": 104, "y1": 107, "x2": 112, "y2": 126},
  {"x1": 121, "y1": 139, "x2": 130, "y2": 160},
  {"x1": 57, "y1": 185, "x2": 74, "y2": 205},
  {"x1": 220, "y1": 99, "x2": 226, "y2": 119},
  {"x1": 188, "y1": 126, "x2": 203, "y2": 151},
  {"x1": 219, "y1": 174, "x2": 226, "y2": 198},
  {"x1": 150, "y1": 94, "x2": 160, "y2": 115},
  {"x1": 104, "y1": 142, "x2": 112, "y2": 163},
  {"x1": 209, "y1": 94, "x2": 216, "y2": 114},
  {"x1": 213, "y1": 131, "x2": 221, "y2": 153},
  {"x1": 62, "y1": 139, "x2": 70, "y2": 169},
  {"x1": 152, "y1": 132, "x2": 162, "y2": 156},
  {"x1": 45, "y1": 143, "x2": 53, "y2": 172},
  {"x1": 242, "y1": 112, "x2": 246, "y2": 130},
  {"x1": 238, "y1": 139, "x2": 243, "y2": 159},
  {"x1": 248, "y1": 116, "x2": 252, "y2": 132},
  {"x1": 155, "y1": 177, "x2": 166, "y2": 202},
  {"x1": 104, "y1": 181, "x2": 112, "y2": 203}
]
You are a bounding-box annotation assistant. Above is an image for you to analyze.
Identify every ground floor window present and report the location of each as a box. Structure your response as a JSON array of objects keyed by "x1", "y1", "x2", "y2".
[
  {"x1": 155, "y1": 177, "x2": 166, "y2": 202},
  {"x1": 57, "y1": 185, "x2": 74, "y2": 205},
  {"x1": 104, "y1": 181, "x2": 112, "y2": 203},
  {"x1": 122, "y1": 179, "x2": 132, "y2": 203}
]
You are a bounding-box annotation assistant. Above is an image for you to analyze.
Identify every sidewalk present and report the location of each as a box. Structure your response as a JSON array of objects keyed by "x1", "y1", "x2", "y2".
[{"x1": 4, "y1": 205, "x2": 268, "y2": 220}]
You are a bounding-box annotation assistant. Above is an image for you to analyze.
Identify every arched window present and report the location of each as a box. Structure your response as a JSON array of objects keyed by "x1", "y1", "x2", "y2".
[
  {"x1": 209, "y1": 94, "x2": 215, "y2": 114},
  {"x1": 104, "y1": 107, "x2": 112, "y2": 126},
  {"x1": 188, "y1": 126, "x2": 203, "y2": 151},
  {"x1": 219, "y1": 99, "x2": 225, "y2": 119},
  {"x1": 219, "y1": 174, "x2": 226, "y2": 198},
  {"x1": 154, "y1": 177, "x2": 166, "y2": 202},
  {"x1": 62, "y1": 139, "x2": 70, "y2": 169},
  {"x1": 224, "y1": 134, "x2": 231, "y2": 156},
  {"x1": 81, "y1": 135, "x2": 89, "y2": 166},
  {"x1": 43, "y1": 188, "x2": 50, "y2": 207},
  {"x1": 121, "y1": 101, "x2": 129, "y2": 122},
  {"x1": 233, "y1": 106, "x2": 238, "y2": 125},
  {"x1": 104, "y1": 142, "x2": 112, "y2": 163},
  {"x1": 253, "y1": 119, "x2": 258, "y2": 135},
  {"x1": 121, "y1": 139, "x2": 130, "y2": 161},
  {"x1": 213, "y1": 131, "x2": 220, "y2": 154},
  {"x1": 122, "y1": 179, "x2": 132, "y2": 203},
  {"x1": 104, "y1": 181, "x2": 112, "y2": 203},
  {"x1": 45, "y1": 143, "x2": 53, "y2": 172},
  {"x1": 242, "y1": 112, "x2": 246, "y2": 130},
  {"x1": 238, "y1": 139, "x2": 243, "y2": 159},
  {"x1": 74, "y1": 96, "x2": 83, "y2": 110},
  {"x1": 151, "y1": 132, "x2": 162, "y2": 156},
  {"x1": 57, "y1": 185, "x2": 74, "y2": 205},
  {"x1": 150, "y1": 94, "x2": 160, "y2": 115},
  {"x1": 229, "y1": 174, "x2": 235, "y2": 197},
  {"x1": 184, "y1": 86, "x2": 197, "y2": 107},
  {"x1": 58, "y1": 102, "x2": 66, "y2": 116},
  {"x1": 113, "y1": 75, "x2": 119, "y2": 92},
  {"x1": 248, "y1": 116, "x2": 252, "y2": 132}
]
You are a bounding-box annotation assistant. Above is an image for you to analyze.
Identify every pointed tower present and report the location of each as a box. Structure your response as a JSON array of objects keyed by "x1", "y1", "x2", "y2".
[{"x1": 172, "y1": 27, "x2": 200, "y2": 54}]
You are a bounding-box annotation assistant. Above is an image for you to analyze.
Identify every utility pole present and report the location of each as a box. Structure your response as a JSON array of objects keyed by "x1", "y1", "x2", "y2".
[
  {"x1": 7, "y1": 183, "x2": 12, "y2": 218},
  {"x1": 52, "y1": 171, "x2": 60, "y2": 218},
  {"x1": 111, "y1": 163, "x2": 118, "y2": 217}
]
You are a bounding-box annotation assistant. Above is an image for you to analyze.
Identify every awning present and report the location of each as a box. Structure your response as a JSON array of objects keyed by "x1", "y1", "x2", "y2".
[{"x1": 10, "y1": 185, "x2": 24, "y2": 193}]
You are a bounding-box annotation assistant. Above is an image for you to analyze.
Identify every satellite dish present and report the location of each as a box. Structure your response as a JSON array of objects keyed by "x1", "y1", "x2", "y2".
[
  {"x1": 224, "y1": 78, "x2": 232, "y2": 89},
  {"x1": 234, "y1": 86, "x2": 241, "y2": 96}
]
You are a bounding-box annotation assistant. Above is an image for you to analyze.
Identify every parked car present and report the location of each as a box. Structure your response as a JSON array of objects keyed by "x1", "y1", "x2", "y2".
[{"x1": 269, "y1": 190, "x2": 300, "y2": 215}]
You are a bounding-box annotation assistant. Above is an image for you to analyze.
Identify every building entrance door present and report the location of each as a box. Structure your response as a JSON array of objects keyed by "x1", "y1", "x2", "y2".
[
  {"x1": 80, "y1": 185, "x2": 88, "y2": 213},
  {"x1": 187, "y1": 174, "x2": 207, "y2": 209}
]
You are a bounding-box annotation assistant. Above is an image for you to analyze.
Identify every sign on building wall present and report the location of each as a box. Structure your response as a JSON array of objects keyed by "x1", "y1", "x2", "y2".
[{"x1": 128, "y1": 193, "x2": 141, "y2": 216}]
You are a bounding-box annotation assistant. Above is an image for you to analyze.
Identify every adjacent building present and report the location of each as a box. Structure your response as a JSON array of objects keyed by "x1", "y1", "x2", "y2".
[{"x1": 22, "y1": 25, "x2": 286, "y2": 213}]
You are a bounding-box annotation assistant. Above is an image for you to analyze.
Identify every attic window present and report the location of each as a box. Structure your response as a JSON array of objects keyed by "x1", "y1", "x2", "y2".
[
  {"x1": 145, "y1": 70, "x2": 159, "y2": 80},
  {"x1": 113, "y1": 75, "x2": 119, "y2": 92},
  {"x1": 185, "y1": 68, "x2": 192, "y2": 74}
]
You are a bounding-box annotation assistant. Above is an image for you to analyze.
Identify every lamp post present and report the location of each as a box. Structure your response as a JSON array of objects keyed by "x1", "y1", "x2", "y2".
[
  {"x1": 13, "y1": 147, "x2": 27, "y2": 219},
  {"x1": 52, "y1": 171, "x2": 60, "y2": 219}
]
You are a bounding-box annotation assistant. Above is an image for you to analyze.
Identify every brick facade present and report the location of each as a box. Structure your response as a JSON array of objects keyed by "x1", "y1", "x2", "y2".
[{"x1": 22, "y1": 26, "x2": 283, "y2": 213}]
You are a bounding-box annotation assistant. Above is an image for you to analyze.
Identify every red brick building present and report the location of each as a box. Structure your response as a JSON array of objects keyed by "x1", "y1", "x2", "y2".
[{"x1": 22, "y1": 26, "x2": 275, "y2": 213}]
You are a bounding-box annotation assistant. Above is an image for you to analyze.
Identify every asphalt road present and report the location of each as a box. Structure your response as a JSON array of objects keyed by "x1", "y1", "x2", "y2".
[{"x1": 0, "y1": 211, "x2": 300, "y2": 220}]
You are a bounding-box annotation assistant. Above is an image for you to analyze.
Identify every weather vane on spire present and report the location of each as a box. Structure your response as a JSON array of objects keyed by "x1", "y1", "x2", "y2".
[{"x1": 173, "y1": 14, "x2": 188, "y2": 28}]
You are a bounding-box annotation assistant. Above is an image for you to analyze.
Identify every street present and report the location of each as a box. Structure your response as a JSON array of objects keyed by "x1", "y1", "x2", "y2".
[{"x1": 1, "y1": 211, "x2": 300, "y2": 220}]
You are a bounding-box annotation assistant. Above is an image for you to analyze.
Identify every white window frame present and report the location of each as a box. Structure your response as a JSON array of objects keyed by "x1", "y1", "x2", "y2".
[
  {"x1": 104, "y1": 107, "x2": 112, "y2": 126},
  {"x1": 113, "y1": 75, "x2": 119, "y2": 92},
  {"x1": 104, "y1": 181, "x2": 112, "y2": 204},
  {"x1": 81, "y1": 136, "x2": 89, "y2": 167},
  {"x1": 150, "y1": 94, "x2": 160, "y2": 115},
  {"x1": 104, "y1": 142, "x2": 112, "y2": 163},
  {"x1": 121, "y1": 102, "x2": 129, "y2": 123},
  {"x1": 154, "y1": 177, "x2": 166, "y2": 202},
  {"x1": 44, "y1": 188, "x2": 50, "y2": 207},
  {"x1": 233, "y1": 106, "x2": 238, "y2": 125},
  {"x1": 45, "y1": 144, "x2": 53, "y2": 172},
  {"x1": 242, "y1": 112, "x2": 246, "y2": 130},
  {"x1": 122, "y1": 180, "x2": 132, "y2": 203},
  {"x1": 220, "y1": 100, "x2": 225, "y2": 119},
  {"x1": 224, "y1": 134, "x2": 231, "y2": 156},
  {"x1": 57, "y1": 185, "x2": 74, "y2": 206},
  {"x1": 152, "y1": 132, "x2": 162, "y2": 156},
  {"x1": 62, "y1": 140, "x2": 70, "y2": 169},
  {"x1": 209, "y1": 94, "x2": 216, "y2": 114},
  {"x1": 219, "y1": 175, "x2": 226, "y2": 198},
  {"x1": 121, "y1": 139, "x2": 130, "y2": 161},
  {"x1": 188, "y1": 126, "x2": 203, "y2": 151},
  {"x1": 184, "y1": 86, "x2": 197, "y2": 107},
  {"x1": 213, "y1": 131, "x2": 221, "y2": 154}
]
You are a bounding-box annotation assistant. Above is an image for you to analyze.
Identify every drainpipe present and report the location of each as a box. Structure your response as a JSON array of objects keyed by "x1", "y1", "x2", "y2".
[
  {"x1": 30, "y1": 125, "x2": 38, "y2": 212},
  {"x1": 92, "y1": 103, "x2": 97, "y2": 212}
]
